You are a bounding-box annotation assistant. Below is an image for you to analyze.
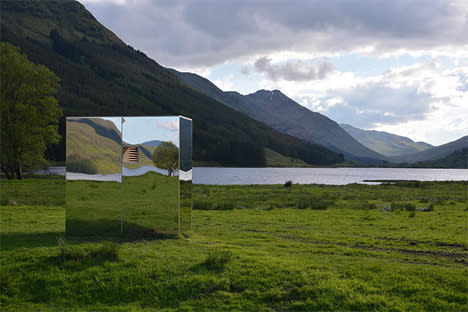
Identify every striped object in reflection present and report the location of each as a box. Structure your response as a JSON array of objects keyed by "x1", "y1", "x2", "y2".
[{"x1": 122, "y1": 146, "x2": 139, "y2": 163}]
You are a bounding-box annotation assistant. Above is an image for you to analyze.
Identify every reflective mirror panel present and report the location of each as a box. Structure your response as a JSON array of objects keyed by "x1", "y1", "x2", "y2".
[
  {"x1": 66, "y1": 117, "x2": 122, "y2": 235},
  {"x1": 122, "y1": 117, "x2": 180, "y2": 235},
  {"x1": 179, "y1": 116, "x2": 192, "y2": 233}
]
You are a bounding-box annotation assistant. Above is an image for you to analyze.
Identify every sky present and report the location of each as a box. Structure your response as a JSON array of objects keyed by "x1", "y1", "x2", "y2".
[{"x1": 81, "y1": 0, "x2": 468, "y2": 146}]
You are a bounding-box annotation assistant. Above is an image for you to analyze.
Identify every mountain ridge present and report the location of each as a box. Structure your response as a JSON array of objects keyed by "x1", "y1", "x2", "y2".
[
  {"x1": 390, "y1": 135, "x2": 468, "y2": 163},
  {"x1": 1, "y1": 0, "x2": 344, "y2": 166},
  {"x1": 340, "y1": 124, "x2": 433, "y2": 157},
  {"x1": 169, "y1": 68, "x2": 387, "y2": 163}
]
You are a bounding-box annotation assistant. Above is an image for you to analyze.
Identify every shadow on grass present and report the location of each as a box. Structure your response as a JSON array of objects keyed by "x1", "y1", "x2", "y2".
[
  {"x1": 1, "y1": 220, "x2": 180, "y2": 251},
  {"x1": 0, "y1": 231, "x2": 64, "y2": 251}
]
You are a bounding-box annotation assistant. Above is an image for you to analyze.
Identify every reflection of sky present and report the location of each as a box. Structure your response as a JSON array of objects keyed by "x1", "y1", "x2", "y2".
[
  {"x1": 101, "y1": 116, "x2": 179, "y2": 146},
  {"x1": 123, "y1": 116, "x2": 179, "y2": 146},
  {"x1": 101, "y1": 117, "x2": 122, "y2": 133}
]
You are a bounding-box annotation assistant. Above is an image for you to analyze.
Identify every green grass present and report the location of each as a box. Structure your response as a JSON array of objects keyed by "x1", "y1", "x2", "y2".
[
  {"x1": 1, "y1": 178, "x2": 467, "y2": 311},
  {"x1": 264, "y1": 148, "x2": 310, "y2": 167}
]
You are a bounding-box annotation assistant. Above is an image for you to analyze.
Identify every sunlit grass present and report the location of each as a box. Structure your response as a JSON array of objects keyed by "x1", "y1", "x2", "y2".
[{"x1": 1, "y1": 178, "x2": 467, "y2": 311}]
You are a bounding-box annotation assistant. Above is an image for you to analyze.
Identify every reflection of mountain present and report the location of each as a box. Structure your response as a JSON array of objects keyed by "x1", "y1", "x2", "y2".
[
  {"x1": 66, "y1": 119, "x2": 121, "y2": 174},
  {"x1": 142, "y1": 140, "x2": 163, "y2": 146},
  {"x1": 70, "y1": 118, "x2": 121, "y2": 145}
]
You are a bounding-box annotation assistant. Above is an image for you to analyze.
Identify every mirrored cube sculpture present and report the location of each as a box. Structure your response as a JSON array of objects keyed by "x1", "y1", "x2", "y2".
[
  {"x1": 66, "y1": 116, "x2": 192, "y2": 236},
  {"x1": 179, "y1": 116, "x2": 192, "y2": 233}
]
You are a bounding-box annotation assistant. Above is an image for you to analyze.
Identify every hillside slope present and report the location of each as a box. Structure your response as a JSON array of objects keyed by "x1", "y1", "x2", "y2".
[
  {"x1": 169, "y1": 69, "x2": 387, "y2": 163},
  {"x1": 0, "y1": 0, "x2": 343, "y2": 166},
  {"x1": 166, "y1": 68, "x2": 254, "y2": 117},
  {"x1": 340, "y1": 124, "x2": 433, "y2": 157},
  {"x1": 391, "y1": 136, "x2": 468, "y2": 163},
  {"x1": 413, "y1": 148, "x2": 467, "y2": 169}
]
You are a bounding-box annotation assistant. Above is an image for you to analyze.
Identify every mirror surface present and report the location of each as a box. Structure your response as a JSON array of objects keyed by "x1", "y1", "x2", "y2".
[
  {"x1": 179, "y1": 117, "x2": 192, "y2": 233},
  {"x1": 122, "y1": 117, "x2": 180, "y2": 234},
  {"x1": 66, "y1": 117, "x2": 122, "y2": 235}
]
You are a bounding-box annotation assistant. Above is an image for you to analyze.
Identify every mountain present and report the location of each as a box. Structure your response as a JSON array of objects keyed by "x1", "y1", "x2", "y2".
[
  {"x1": 340, "y1": 124, "x2": 433, "y2": 157},
  {"x1": 168, "y1": 68, "x2": 386, "y2": 163},
  {"x1": 236, "y1": 90, "x2": 387, "y2": 161},
  {"x1": 166, "y1": 68, "x2": 254, "y2": 117},
  {"x1": 391, "y1": 136, "x2": 468, "y2": 163},
  {"x1": 1, "y1": 0, "x2": 344, "y2": 167},
  {"x1": 413, "y1": 148, "x2": 467, "y2": 169}
]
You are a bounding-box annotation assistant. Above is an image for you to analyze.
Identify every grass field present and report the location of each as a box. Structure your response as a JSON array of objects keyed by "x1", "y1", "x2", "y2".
[{"x1": 1, "y1": 177, "x2": 467, "y2": 311}]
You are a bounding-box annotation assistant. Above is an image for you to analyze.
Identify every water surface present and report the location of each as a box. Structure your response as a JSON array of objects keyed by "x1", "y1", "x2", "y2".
[{"x1": 193, "y1": 167, "x2": 468, "y2": 185}]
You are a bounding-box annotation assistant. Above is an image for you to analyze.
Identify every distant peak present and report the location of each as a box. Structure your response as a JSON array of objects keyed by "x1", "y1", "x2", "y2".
[{"x1": 252, "y1": 89, "x2": 284, "y2": 97}]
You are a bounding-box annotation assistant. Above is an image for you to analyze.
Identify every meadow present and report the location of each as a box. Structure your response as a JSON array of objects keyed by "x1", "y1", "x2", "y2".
[{"x1": 1, "y1": 177, "x2": 467, "y2": 311}]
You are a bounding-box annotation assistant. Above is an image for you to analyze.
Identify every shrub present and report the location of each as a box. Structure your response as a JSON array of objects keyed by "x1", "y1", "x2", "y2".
[
  {"x1": 296, "y1": 197, "x2": 333, "y2": 210},
  {"x1": 310, "y1": 200, "x2": 334, "y2": 210},
  {"x1": 91, "y1": 241, "x2": 120, "y2": 261},
  {"x1": 58, "y1": 237, "x2": 86, "y2": 262},
  {"x1": 0, "y1": 269, "x2": 19, "y2": 297},
  {"x1": 202, "y1": 250, "x2": 232, "y2": 270},
  {"x1": 193, "y1": 200, "x2": 235, "y2": 210},
  {"x1": 427, "y1": 203, "x2": 435, "y2": 211},
  {"x1": 391, "y1": 202, "x2": 416, "y2": 211},
  {"x1": 216, "y1": 202, "x2": 235, "y2": 210},
  {"x1": 58, "y1": 237, "x2": 120, "y2": 262},
  {"x1": 193, "y1": 200, "x2": 212, "y2": 210},
  {"x1": 351, "y1": 201, "x2": 377, "y2": 210},
  {"x1": 284, "y1": 181, "x2": 292, "y2": 188}
]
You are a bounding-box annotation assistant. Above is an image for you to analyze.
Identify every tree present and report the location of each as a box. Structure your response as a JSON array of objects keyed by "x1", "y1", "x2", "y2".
[
  {"x1": 0, "y1": 42, "x2": 62, "y2": 179},
  {"x1": 152, "y1": 142, "x2": 179, "y2": 176}
]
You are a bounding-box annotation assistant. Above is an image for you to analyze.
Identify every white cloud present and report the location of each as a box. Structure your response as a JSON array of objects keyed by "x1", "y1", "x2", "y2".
[
  {"x1": 156, "y1": 120, "x2": 178, "y2": 131},
  {"x1": 213, "y1": 74, "x2": 234, "y2": 91},
  {"x1": 254, "y1": 57, "x2": 335, "y2": 81},
  {"x1": 271, "y1": 59, "x2": 468, "y2": 145}
]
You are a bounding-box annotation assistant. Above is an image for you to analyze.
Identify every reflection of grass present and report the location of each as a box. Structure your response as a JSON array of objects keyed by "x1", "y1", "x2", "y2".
[
  {"x1": 123, "y1": 172, "x2": 179, "y2": 234},
  {"x1": 66, "y1": 171, "x2": 182, "y2": 235},
  {"x1": 1, "y1": 179, "x2": 467, "y2": 311},
  {"x1": 66, "y1": 179, "x2": 122, "y2": 236}
]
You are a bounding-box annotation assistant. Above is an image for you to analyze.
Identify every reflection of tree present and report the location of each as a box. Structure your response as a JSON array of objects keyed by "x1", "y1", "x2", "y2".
[{"x1": 152, "y1": 142, "x2": 179, "y2": 176}]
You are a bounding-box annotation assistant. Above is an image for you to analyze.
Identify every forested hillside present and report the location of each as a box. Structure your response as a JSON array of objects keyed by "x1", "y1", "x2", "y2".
[{"x1": 0, "y1": 0, "x2": 343, "y2": 166}]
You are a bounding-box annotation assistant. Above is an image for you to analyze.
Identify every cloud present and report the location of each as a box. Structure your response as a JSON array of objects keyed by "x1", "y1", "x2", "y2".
[
  {"x1": 81, "y1": 0, "x2": 468, "y2": 68},
  {"x1": 324, "y1": 84, "x2": 433, "y2": 128},
  {"x1": 283, "y1": 60, "x2": 468, "y2": 144},
  {"x1": 254, "y1": 57, "x2": 335, "y2": 81},
  {"x1": 213, "y1": 74, "x2": 234, "y2": 91},
  {"x1": 156, "y1": 120, "x2": 178, "y2": 131}
]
